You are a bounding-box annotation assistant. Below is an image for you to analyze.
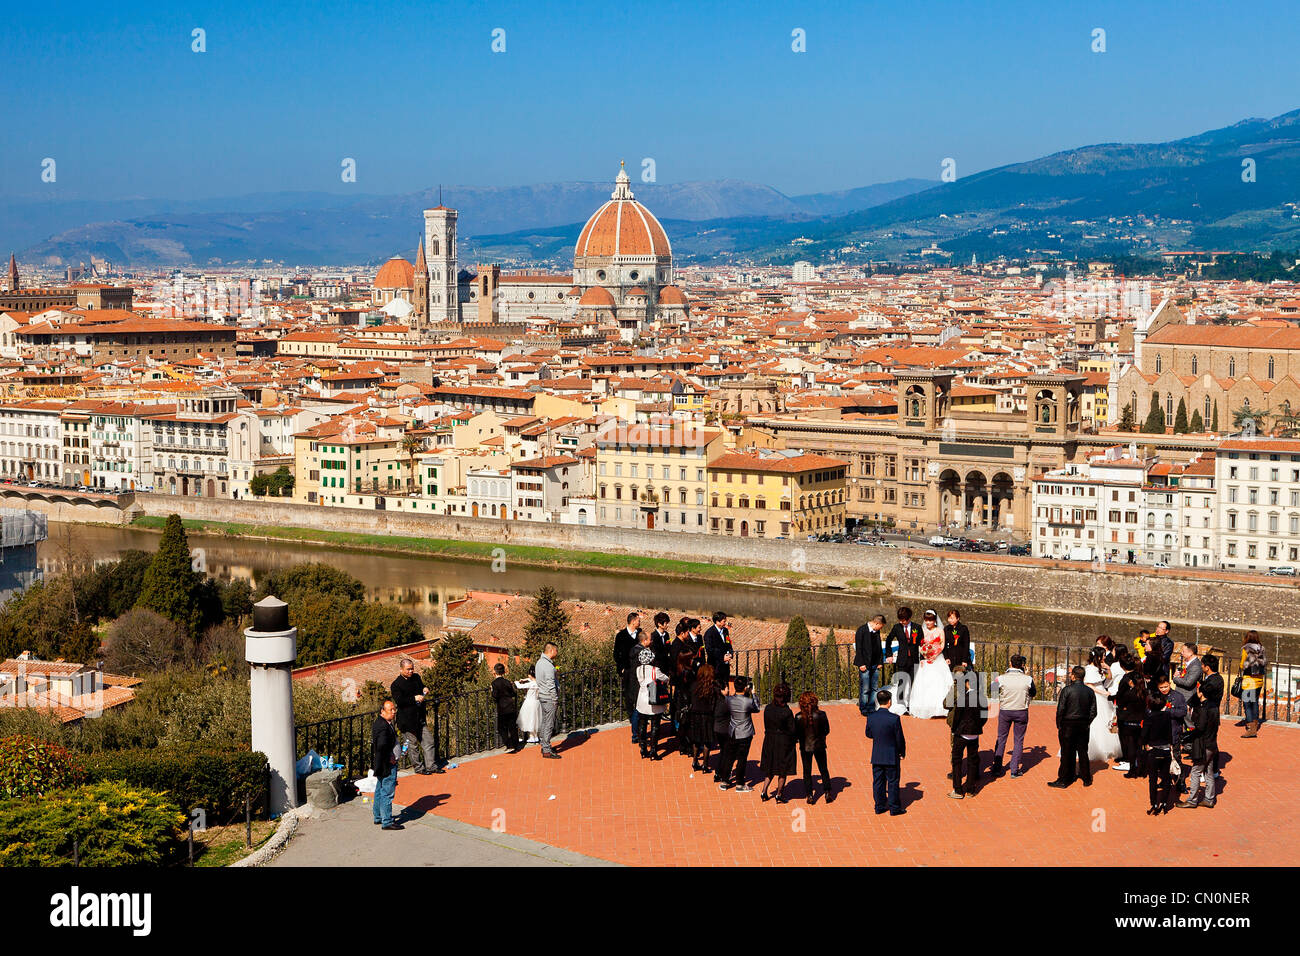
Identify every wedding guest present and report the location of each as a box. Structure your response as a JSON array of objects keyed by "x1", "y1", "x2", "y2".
[
  {"x1": 489, "y1": 662, "x2": 519, "y2": 753},
  {"x1": 1178, "y1": 662, "x2": 1220, "y2": 810},
  {"x1": 947, "y1": 663, "x2": 986, "y2": 799},
  {"x1": 795, "y1": 691, "x2": 833, "y2": 804},
  {"x1": 614, "y1": 611, "x2": 643, "y2": 744},
  {"x1": 1171, "y1": 640, "x2": 1203, "y2": 719},
  {"x1": 717, "y1": 675, "x2": 759, "y2": 792},
  {"x1": 759, "y1": 683, "x2": 798, "y2": 803},
  {"x1": 866, "y1": 689, "x2": 906, "y2": 816},
  {"x1": 650, "y1": 611, "x2": 672, "y2": 670},
  {"x1": 633, "y1": 631, "x2": 668, "y2": 760},
  {"x1": 1141, "y1": 685, "x2": 1176, "y2": 815},
  {"x1": 670, "y1": 647, "x2": 695, "y2": 755},
  {"x1": 1112, "y1": 654, "x2": 1146, "y2": 778},
  {"x1": 704, "y1": 612, "x2": 734, "y2": 689},
  {"x1": 854, "y1": 613, "x2": 888, "y2": 716},
  {"x1": 942, "y1": 609, "x2": 971, "y2": 668},
  {"x1": 686, "y1": 664, "x2": 721, "y2": 773},
  {"x1": 990, "y1": 654, "x2": 1035, "y2": 778},
  {"x1": 536, "y1": 643, "x2": 561, "y2": 760},
  {"x1": 1048, "y1": 666, "x2": 1095, "y2": 789}
]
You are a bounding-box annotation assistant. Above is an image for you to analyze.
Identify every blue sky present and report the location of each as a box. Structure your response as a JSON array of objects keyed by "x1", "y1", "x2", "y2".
[{"x1": 3, "y1": 0, "x2": 1298, "y2": 200}]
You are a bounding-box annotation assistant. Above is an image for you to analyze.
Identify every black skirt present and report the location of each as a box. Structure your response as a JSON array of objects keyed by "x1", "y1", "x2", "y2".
[
  {"x1": 760, "y1": 731, "x2": 798, "y2": 776},
  {"x1": 686, "y1": 708, "x2": 716, "y2": 746}
]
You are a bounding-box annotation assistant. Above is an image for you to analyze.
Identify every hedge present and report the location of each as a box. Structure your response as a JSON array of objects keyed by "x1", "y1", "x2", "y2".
[
  {"x1": 0, "y1": 735, "x2": 85, "y2": 798},
  {"x1": 82, "y1": 745, "x2": 268, "y2": 819},
  {"x1": 0, "y1": 781, "x2": 186, "y2": 867}
]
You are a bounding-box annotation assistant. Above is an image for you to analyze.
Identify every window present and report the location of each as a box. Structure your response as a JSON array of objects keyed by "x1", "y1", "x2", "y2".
[
  {"x1": 1229, "y1": 357, "x2": 1236, "y2": 377},
  {"x1": 1191, "y1": 355, "x2": 1197, "y2": 374}
]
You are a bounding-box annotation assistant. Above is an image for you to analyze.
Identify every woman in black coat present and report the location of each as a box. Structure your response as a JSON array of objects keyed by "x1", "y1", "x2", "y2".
[
  {"x1": 1112, "y1": 652, "x2": 1146, "y2": 778},
  {"x1": 1141, "y1": 691, "x2": 1176, "y2": 815},
  {"x1": 758, "y1": 683, "x2": 797, "y2": 803},
  {"x1": 670, "y1": 645, "x2": 695, "y2": 756},
  {"x1": 686, "y1": 664, "x2": 721, "y2": 773},
  {"x1": 795, "y1": 691, "x2": 833, "y2": 804}
]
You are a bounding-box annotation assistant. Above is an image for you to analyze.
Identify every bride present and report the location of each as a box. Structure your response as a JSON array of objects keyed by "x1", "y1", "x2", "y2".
[
  {"x1": 515, "y1": 666, "x2": 541, "y2": 744},
  {"x1": 1084, "y1": 647, "x2": 1121, "y2": 763},
  {"x1": 908, "y1": 609, "x2": 954, "y2": 719}
]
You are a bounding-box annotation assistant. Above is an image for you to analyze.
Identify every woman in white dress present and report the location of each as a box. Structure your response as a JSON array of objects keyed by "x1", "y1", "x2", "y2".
[
  {"x1": 1084, "y1": 646, "x2": 1122, "y2": 763},
  {"x1": 516, "y1": 666, "x2": 540, "y2": 743},
  {"x1": 907, "y1": 609, "x2": 954, "y2": 719}
]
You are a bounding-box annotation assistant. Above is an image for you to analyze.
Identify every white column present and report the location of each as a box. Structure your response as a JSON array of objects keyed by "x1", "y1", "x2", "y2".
[{"x1": 245, "y1": 596, "x2": 299, "y2": 817}]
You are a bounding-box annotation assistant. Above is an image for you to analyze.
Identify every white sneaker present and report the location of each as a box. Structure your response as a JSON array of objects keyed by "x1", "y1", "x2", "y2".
[{"x1": 1114, "y1": 762, "x2": 1130, "y2": 772}]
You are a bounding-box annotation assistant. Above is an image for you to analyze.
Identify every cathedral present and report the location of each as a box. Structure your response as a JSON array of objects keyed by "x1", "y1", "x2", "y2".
[{"x1": 379, "y1": 163, "x2": 689, "y2": 338}]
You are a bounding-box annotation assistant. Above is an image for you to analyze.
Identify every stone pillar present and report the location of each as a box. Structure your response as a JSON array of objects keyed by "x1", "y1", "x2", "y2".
[{"x1": 245, "y1": 596, "x2": 299, "y2": 817}]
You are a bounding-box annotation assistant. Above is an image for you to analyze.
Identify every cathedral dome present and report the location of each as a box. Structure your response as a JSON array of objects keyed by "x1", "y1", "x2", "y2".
[
  {"x1": 374, "y1": 255, "x2": 415, "y2": 289},
  {"x1": 575, "y1": 163, "x2": 671, "y2": 260},
  {"x1": 578, "y1": 286, "x2": 616, "y2": 307}
]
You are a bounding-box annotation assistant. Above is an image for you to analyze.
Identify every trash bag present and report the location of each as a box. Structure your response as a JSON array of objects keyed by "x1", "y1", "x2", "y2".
[
  {"x1": 354, "y1": 770, "x2": 377, "y2": 794},
  {"x1": 295, "y1": 749, "x2": 323, "y2": 778}
]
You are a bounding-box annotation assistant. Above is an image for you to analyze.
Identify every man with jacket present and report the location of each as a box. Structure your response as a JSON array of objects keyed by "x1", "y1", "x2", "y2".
[
  {"x1": 613, "y1": 612, "x2": 642, "y2": 743},
  {"x1": 703, "y1": 612, "x2": 734, "y2": 689},
  {"x1": 1171, "y1": 640, "x2": 1203, "y2": 722},
  {"x1": 489, "y1": 662, "x2": 519, "y2": 753},
  {"x1": 990, "y1": 654, "x2": 1036, "y2": 778},
  {"x1": 371, "y1": 699, "x2": 403, "y2": 830},
  {"x1": 853, "y1": 613, "x2": 889, "y2": 716},
  {"x1": 716, "y1": 675, "x2": 759, "y2": 792},
  {"x1": 866, "y1": 689, "x2": 906, "y2": 815},
  {"x1": 948, "y1": 663, "x2": 987, "y2": 798},
  {"x1": 536, "y1": 642, "x2": 561, "y2": 759},
  {"x1": 886, "y1": 607, "x2": 919, "y2": 713},
  {"x1": 390, "y1": 658, "x2": 442, "y2": 775},
  {"x1": 1048, "y1": 666, "x2": 1096, "y2": 788},
  {"x1": 1155, "y1": 620, "x2": 1175, "y2": 672}
]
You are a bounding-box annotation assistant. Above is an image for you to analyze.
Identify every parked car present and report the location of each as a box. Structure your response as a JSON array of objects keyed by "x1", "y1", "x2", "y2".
[
  {"x1": 1152, "y1": 561, "x2": 1169, "y2": 569},
  {"x1": 1268, "y1": 566, "x2": 1297, "y2": 576},
  {"x1": 995, "y1": 541, "x2": 1008, "y2": 550},
  {"x1": 928, "y1": 534, "x2": 947, "y2": 547},
  {"x1": 1008, "y1": 545, "x2": 1031, "y2": 556},
  {"x1": 978, "y1": 541, "x2": 996, "y2": 553}
]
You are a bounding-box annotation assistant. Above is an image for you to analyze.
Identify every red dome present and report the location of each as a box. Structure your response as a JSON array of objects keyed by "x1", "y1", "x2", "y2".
[
  {"x1": 575, "y1": 165, "x2": 671, "y2": 260},
  {"x1": 374, "y1": 255, "x2": 415, "y2": 289},
  {"x1": 578, "y1": 286, "x2": 616, "y2": 307}
]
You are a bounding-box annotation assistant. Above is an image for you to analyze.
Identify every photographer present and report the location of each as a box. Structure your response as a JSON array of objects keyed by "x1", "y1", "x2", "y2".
[{"x1": 717, "y1": 675, "x2": 759, "y2": 792}]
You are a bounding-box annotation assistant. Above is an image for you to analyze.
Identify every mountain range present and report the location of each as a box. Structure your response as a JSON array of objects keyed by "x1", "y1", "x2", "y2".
[{"x1": 10, "y1": 108, "x2": 1300, "y2": 269}]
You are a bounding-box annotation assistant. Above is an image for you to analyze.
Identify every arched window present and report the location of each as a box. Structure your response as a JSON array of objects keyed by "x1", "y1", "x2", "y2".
[
  {"x1": 1191, "y1": 355, "x2": 1198, "y2": 374},
  {"x1": 1204, "y1": 395, "x2": 1211, "y2": 423},
  {"x1": 1268, "y1": 356, "x2": 1275, "y2": 379},
  {"x1": 1166, "y1": 393, "x2": 1173, "y2": 420},
  {"x1": 1229, "y1": 357, "x2": 1236, "y2": 377},
  {"x1": 1155, "y1": 355, "x2": 1162, "y2": 373}
]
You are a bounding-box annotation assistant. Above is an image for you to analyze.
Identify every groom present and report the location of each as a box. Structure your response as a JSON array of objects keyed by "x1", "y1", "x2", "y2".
[{"x1": 887, "y1": 607, "x2": 919, "y2": 714}]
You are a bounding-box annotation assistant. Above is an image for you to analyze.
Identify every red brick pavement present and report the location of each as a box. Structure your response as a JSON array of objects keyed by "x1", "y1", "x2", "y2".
[{"x1": 394, "y1": 703, "x2": 1298, "y2": 866}]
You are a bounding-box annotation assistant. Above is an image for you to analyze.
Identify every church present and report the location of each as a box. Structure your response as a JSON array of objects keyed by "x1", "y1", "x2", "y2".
[{"x1": 376, "y1": 163, "x2": 689, "y2": 339}]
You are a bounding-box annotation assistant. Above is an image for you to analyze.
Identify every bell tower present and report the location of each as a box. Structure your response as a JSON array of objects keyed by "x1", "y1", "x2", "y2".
[
  {"x1": 895, "y1": 368, "x2": 954, "y2": 431},
  {"x1": 1027, "y1": 373, "x2": 1085, "y2": 438},
  {"x1": 423, "y1": 205, "x2": 458, "y2": 325}
]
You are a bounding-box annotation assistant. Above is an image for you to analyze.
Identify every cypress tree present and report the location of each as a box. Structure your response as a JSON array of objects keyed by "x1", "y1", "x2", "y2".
[
  {"x1": 1189, "y1": 408, "x2": 1204, "y2": 433},
  {"x1": 1142, "y1": 396, "x2": 1166, "y2": 434},
  {"x1": 135, "y1": 514, "x2": 202, "y2": 638},
  {"x1": 1212, "y1": 401, "x2": 1219, "y2": 433},
  {"x1": 1173, "y1": 398, "x2": 1189, "y2": 434},
  {"x1": 522, "y1": 586, "x2": 574, "y2": 659},
  {"x1": 1118, "y1": 403, "x2": 1137, "y2": 432}
]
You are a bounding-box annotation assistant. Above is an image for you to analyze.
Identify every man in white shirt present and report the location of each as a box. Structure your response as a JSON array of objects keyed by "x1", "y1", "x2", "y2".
[{"x1": 990, "y1": 655, "x2": 1036, "y2": 778}]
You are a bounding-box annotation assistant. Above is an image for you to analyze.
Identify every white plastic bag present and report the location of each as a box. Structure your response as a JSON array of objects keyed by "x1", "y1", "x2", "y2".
[{"x1": 354, "y1": 770, "x2": 377, "y2": 794}]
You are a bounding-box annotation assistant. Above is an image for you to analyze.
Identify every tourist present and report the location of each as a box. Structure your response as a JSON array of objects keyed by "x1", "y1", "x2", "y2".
[
  {"x1": 990, "y1": 654, "x2": 1035, "y2": 778},
  {"x1": 887, "y1": 607, "x2": 919, "y2": 713},
  {"x1": 669, "y1": 619, "x2": 696, "y2": 676},
  {"x1": 1084, "y1": 646, "x2": 1121, "y2": 765},
  {"x1": 1133, "y1": 628, "x2": 1151, "y2": 665},
  {"x1": 1141, "y1": 684, "x2": 1176, "y2": 815},
  {"x1": 1178, "y1": 655, "x2": 1220, "y2": 809},
  {"x1": 633, "y1": 631, "x2": 668, "y2": 760},
  {"x1": 390, "y1": 657, "x2": 442, "y2": 775},
  {"x1": 942, "y1": 609, "x2": 971, "y2": 668},
  {"x1": 1239, "y1": 631, "x2": 1266, "y2": 739},
  {"x1": 907, "y1": 609, "x2": 952, "y2": 719},
  {"x1": 853, "y1": 613, "x2": 888, "y2": 716},
  {"x1": 1140, "y1": 633, "x2": 1165, "y2": 682},
  {"x1": 947, "y1": 663, "x2": 985, "y2": 799},
  {"x1": 866, "y1": 688, "x2": 906, "y2": 816},
  {"x1": 1048, "y1": 666, "x2": 1095, "y2": 789},
  {"x1": 536, "y1": 642, "x2": 561, "y2": 759},
  {"x1": 795, "y1": 690, "x2": 833, "y2": 804},
  {"x1": 1112, "y1": 653, "x2": 1146, "y2": 778},
  {"x1": 370, "y1": 698, "x2": 403, "y2": 830},
  {"x1": 758, "y1": 682, "x2": 798, "y2": 803},
  {"x1": 1197, "y1": 652, "x2": 1224, "y2": 779},
  {"x1": 1154, "y1": 621, "x2": 1174, "y2": 671},
  {"x1": 704, "y1": 611, "x2": 734, "y2": 690},
  {"x1": 515, "y1": 665, "x2": 540, "y2": 744},
  {"x1": 489, "y1": 662, "x2": 519, "y2": 753},
  {"x1": 613, "y1": 611, "x2": 643, "y2": 744},
  {"x1": 1171, "y1": 640, "x2": 1202, "y2": 721},
  {"x1": 717, "y1": 675, "x2": 759, "y2": 792},
  {"x1": 687, "y1": 663, "x2": 721, "y2": 773}
]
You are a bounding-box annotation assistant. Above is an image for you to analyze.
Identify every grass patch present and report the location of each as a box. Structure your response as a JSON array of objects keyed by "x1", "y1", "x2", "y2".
[
  {"x1": 131, "y1": 515, "x2": 805, "y2": 585},
  {"x1": 843, "y1": 579, "x2": 886, "y2": 590},
  {"x1": 191, "y1": 819, "x2": 278, "y2": 867}
]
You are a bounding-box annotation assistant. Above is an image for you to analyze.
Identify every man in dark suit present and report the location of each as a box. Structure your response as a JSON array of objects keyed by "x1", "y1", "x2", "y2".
[
  {"x1": 886, "y1": 607, "x2": 919, "y2": 714},
  {"x1": 1155, "y1": 620, "x2": 1174, "y2": 672},
  {"x1": 489, "y1": 662, "x2": 519, "y2": 753},
  {"x1": 703, "y1": 611, "x2": 733, "y2": 688},
  {"x1": 866, "y1": 689, "x2": 906, "y2": 815},
  {"x1": 854, "y1": 613, "x2": 888, "y2": 716},
  {"x1": 649, "y1": 611, "x2": 672, "y2": 671},
  {"x1": 613, "y1": 611, "x2": 642, "y2": 743},
  {"x1": 371, "y1": 699, "x2": 403, "y2": 830},
  {"x1": 390, "y1": 657, "x2": 442, "y2": 775},
  {"x1": 1048, "y1": 666, "x2": 1096, "y2": 788},
  {"x1": 943, "y1": 609, "x2": 971, "y2": 669}
]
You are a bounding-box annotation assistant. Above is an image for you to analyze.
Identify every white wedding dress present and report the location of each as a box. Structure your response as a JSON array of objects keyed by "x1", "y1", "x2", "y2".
[
  {"x1": 1085, "y1": 663, "x2": 1121, "y2": 762},
  {"x1": 516, "y1": 678, "x2": 540, "y2": 741},
  {"x1": 908, "y1": 624, "x2": 954, "y2": 719}
]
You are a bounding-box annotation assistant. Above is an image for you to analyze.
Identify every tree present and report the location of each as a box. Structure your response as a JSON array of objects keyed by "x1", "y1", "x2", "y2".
[
  {"x1": 400, "y1": 433, "x2": 423, "y2": 494},
  {"x1": 1173, "y1": 398, "x2": 1189, "y2": 434},
  {"x1": 764, "y1": 615, "x2": 814, "y2": 701},
  {"x1": 135, "y1": 514, "x2": 203, "y2": 637},
  {"x1": 1212, "y1": 401, "x2": 1219, "y2": 433},
  {"x1": 256, "y1": 562, "x2": 366, "y2": 605},
  {"x1": 1231, "y1": 403, "x2": 1268, "y2": 435},
  {"x1": 249, "y1": 474, "x2": 269, "y2": 496},
  {"x1": 1189, "y1": 408, "x2": 1204, "y2": 432},
  {"x1": 220, "y1": 578, "x2": 254, "y2": 622},
  {"x1": 522, "y1": 586, "x2": 575, "y2": 660},
  {"x1": 1118, "y1": 403, "x2": 1137, "y2": 432},
  {"x1": 103, "y1": 608, "x2": 192, "y2": 674},
  {"x1": 1275, "y1": 401, "x2": 1300, "y2": 437},
  {"x1": 427, "y1": 631, "x2": 480, "y2": 700},
  {"x1": 1141, "y1": 396, "x2": 1165, "y2": 434},
  {"x1": 0, "y1": 579, "x2": 98, "y2": 664},
  {"x1": 76, "y1": 549, "x2": 152, "y2": 622},
  {"x1": 268, "y1": 466, "x2": 295, "y2": 496}
]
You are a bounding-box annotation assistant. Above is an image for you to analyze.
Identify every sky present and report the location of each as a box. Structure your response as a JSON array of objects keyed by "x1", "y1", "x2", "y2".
[{"x1": 2, "y1": 0, "x2": 1298, "y2": 201}]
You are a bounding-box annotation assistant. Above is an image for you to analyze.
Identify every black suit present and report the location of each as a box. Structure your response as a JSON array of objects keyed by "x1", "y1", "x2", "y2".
[
  {"x1": 371, "y1": 714, "x2": 398, "y2": 778},
  {"x1": 1054, "y1": 681, "x2": 1097, "y2": 784},
  {"x1": 942, "y1": 622, "x2": 971, "y2": 669},
  {"x1": 614, "y1": 626, "x2": 641, "y2": 735},
  {"x1": 490, "y1": 676, "x2": 518, "y2": 750},
  {"x1": 865, "y1": 707, "x2": 906, "y2": 813},
  {"x1": 888, "y1": 620, "x2": 919, "y2": 710},
  {"x1": 853, "y1": 622, "x2": 885, "y2": 670},
  {"x1": 704, "y1": 624, "x2": 733, "y2": 686}
]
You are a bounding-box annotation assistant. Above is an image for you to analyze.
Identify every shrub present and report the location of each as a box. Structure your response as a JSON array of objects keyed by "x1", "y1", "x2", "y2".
[
  {"x1": 104, "y1": 607, "x2": 192, "y2": 674},
  {"x1": 82, "y1": 745, "x2": 267, "y2": 818},
  {"x1": 0, "y1": 735, "x2": 85, "y2": 798},
  {"x1": 0, "y1": 781, "x2": 186, "y2": 867}
]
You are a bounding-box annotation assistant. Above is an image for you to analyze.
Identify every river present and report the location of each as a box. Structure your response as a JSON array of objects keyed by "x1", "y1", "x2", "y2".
[{"x1": 37, "y1": 523, "x2": 1293, "y2": 660}]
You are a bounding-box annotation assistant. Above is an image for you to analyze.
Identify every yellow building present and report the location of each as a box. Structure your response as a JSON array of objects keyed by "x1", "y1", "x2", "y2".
[
  {"x1": 707, "y1": 450, "x2": 848, "y2": 538},
  {"x1": 595, "y1": 423, "x2": 725, "y2": 532},
  {"x1": 293, "y1": 419, "x2": 406, "y2": 504}
]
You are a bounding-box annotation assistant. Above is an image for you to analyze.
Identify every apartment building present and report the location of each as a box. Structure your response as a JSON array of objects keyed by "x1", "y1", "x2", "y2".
[
  {"x1": 509, "y1": 455, "x2": 585, "y2": 522},
  {"x1": 595, "y1": 424, "x2": 725, "y2": 532},
  {"x1": 706, "y1": 450, "x2": 849, "y2": 538},
  {"x1": 0, "y1": 401, "x2": 64, "y2": 483},
  {"x1": 1216, "y1": 438, "x2": 1300, "y2": 572},
  {"x1": 293, "y1": 420, "x2": 406, "y2": 505},
  {"x1": 1031, "y1": 454, "x2": 1146, "y2": 562}
]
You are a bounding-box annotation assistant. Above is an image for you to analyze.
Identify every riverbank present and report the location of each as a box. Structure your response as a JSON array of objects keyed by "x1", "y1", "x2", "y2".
[{"x1": 129, "y1": 514, "x2": 888, "y2": 593}]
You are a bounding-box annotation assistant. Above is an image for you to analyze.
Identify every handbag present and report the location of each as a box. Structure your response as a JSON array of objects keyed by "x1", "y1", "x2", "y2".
[
  {"x1": 651, "y1": 678, "x2": 671, "y2": 705},
  {"x1": 1230, "y1": 675, "x2": 1243, "y2": 699}
]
